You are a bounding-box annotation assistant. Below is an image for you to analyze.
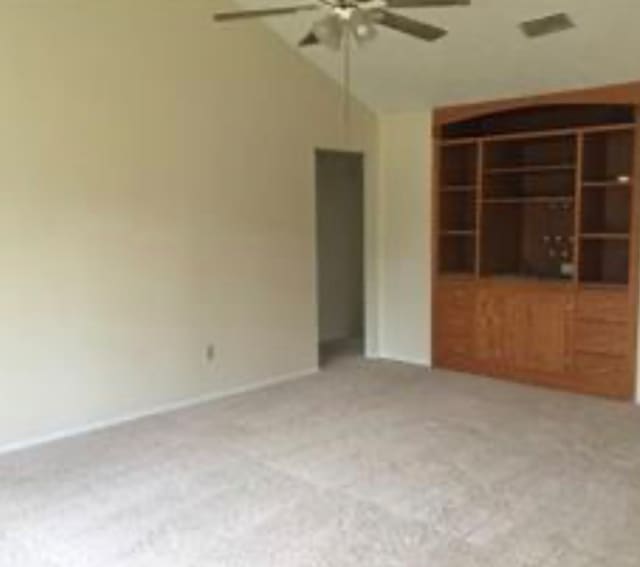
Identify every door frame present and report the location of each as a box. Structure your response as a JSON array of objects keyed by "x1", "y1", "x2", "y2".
[{"x1": 313, "y1": 148, "x2": 367, "y2": 360}]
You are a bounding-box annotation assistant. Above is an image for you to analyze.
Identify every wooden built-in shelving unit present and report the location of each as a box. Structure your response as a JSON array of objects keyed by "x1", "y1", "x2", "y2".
[
  {"x1": 438, "y1": 124, "x2": 635, "y2": 285},
  {"x1": 433, "y1": 90, "x2": 640, "y2": 400}
]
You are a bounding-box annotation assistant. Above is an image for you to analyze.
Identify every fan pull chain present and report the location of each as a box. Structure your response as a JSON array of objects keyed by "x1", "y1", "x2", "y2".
[{"x1": 342, "y1": 28, "x2": 351, "y2": 146}]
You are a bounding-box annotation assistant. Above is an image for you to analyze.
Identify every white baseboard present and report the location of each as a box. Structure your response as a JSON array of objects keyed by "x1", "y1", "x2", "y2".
[
  {"x1": 377, "y1": 353, "x2": 431, "y2": 367},
  {"x1": 0, "y1": 367, "x2": 318, "y2": 457},
  {"x1": 393, "y1": 359, "x2": 431, "y2": 368}
]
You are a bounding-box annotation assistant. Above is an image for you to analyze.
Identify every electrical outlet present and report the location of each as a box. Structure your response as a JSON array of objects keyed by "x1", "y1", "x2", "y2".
[{"x1": 206, "y1": 344, "x2": 216, "y2": 363}]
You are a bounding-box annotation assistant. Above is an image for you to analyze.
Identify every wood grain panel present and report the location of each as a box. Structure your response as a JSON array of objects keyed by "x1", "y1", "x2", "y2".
[
  {"x1": 434, "y1": 81, "x2": 640, "y2": 128},
  {"x1": 434, "y1": 282, "x2": 476, "y2": 367},
  {"x1": 474, "y1": 285, "x2": 573, "y2": 375},
  {"x1": 501, "y1": 292, "x2": 529, "y2": 371},
  {"x1": 435, "y1": 278, "x2": 634, "y2": 398},
  {"x1": 576, "y1": 290, "x2": 630, "y2": 323},
  {"x1": 474, "y1": 287, "x2": 506, "y2": 368},
  {"x1": 574, "y1": 320, "x2": 630, "y2": 357},
  {"x1": 525, "y1": 291, "x2": 573, "y2": 375},
  {"x1": 574, "y1": 353, "x2": 632, "y2": 397}
]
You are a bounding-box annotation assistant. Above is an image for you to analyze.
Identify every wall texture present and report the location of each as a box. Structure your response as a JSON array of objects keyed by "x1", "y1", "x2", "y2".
[
  {"x1": 0, "y1": 0, "x2": 377, "y2": 448},
  {"x1": 377, "y1": 113, "x2": 431, "y2": 366}
]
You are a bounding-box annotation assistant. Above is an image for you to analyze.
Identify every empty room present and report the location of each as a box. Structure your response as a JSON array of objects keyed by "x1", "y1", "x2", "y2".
[{"x1": 1, "y1": 0, "x2": 639, "y2": 565}]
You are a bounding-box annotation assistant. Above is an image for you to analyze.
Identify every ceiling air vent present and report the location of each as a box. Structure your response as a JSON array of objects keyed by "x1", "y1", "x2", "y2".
[{"x1": 520, "y1": 13, "x2": 575, "y2": 38}]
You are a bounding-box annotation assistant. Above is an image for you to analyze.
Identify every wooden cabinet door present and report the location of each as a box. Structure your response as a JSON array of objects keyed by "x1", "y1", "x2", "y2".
[
  {"x1": 474, "y1": 287, "x2": 507, "y2": 370},
  {"x1": 524, "y1": 290, "x2": 573, "y2": 375},
  {"x1": 572, "y1": 289, "x2": 634, "y2": 398},
  {"x1": 474, "y1": 286, "x2": 573, "y2": 377},
  {"x1": 434, "y1": 282, "x2": 476, "y2": 367},
  {"x1": 501, "y1": 292, "x2": 531, "y2": 371},
  {"x1": 438, "y1": 282, "x2": 634, "y2": 398}
]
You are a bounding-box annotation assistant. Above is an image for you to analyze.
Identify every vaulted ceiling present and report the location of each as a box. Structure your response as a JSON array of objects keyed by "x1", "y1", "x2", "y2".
[{"x1": 229, "y1": 0, "x2": 640, "y2": 111}]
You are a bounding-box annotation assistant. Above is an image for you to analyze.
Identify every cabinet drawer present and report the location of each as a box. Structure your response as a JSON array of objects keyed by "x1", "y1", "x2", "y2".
[
  {"x1": 435, "y1": 282, "x2": 476, "y2": 367},
  {"x1": 436, "y1": 283, "x2": 475, "y2": 309},
  {"x1": 574, "y1": 353, "x2": 631, "y2": 395},
  {"x1": 438, "y1": 334, "x2": 474, "y2": 359},
  {"x1": 435, "y1": 283, "x2": 475, "y2": 337},
  {"x1": 576, "y1": 290, "x2": 629, "y2": 323},
  {"x1": 438, "y1": 315, "x2": 472, "y2": 339},
  {"x1": 575, "y1": 320, "x2": 630, "y2": 357},
  {"x1": 436, "y1": 333, "x2": 476, "y2": 371}
]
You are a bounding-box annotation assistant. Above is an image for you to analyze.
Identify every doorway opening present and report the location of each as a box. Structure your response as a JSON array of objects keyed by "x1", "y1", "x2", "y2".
[{"x1": 315, "y1": 149, "x2": 365, "y2": 366}]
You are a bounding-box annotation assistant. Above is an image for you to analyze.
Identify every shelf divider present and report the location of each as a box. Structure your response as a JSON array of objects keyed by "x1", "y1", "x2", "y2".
[
  {"x1": 482, "y1": 196, "x2": 574, "y2": 205},
  {"x1": 440, "y1": 230, "x2": 476, "y2": 237},
  {"x1": 582, "y1": 179, "x2": 632, "y2": 188},
  {"x1": 485, "y1": 163, "x2": 576, "y2": 175},
  {"x1": 441, "y1": 185, "x2": 476, "y2": 193},
  {"x1": 580, "y1": 233, "x2": 630, "y2": 240},
  {"x1": 574, "y1": 132, "x2": 584, "y2": 285},
  {"x1": 475, "y1": 141, "x2": 484, "y2": 277}
]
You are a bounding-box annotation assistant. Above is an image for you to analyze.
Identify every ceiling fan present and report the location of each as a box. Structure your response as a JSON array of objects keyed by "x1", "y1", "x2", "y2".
[
  {"x1": 213, "y1": 2, "x2": 576, "y2": 140},
  {"x1": 213, "y1": 0, "x2": 472, "y2": 50}
]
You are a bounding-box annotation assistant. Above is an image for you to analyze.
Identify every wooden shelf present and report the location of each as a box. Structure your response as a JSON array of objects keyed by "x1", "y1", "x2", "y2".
[
  {"x1": 485, "y1": 164, "x2": 575, "y2": 175},
  {"x1": 483, "y1": 196, "x2": 574, "y2": 205},
  {"x1": 479, "y1": 275, "x2": 573, "y2": 285},
  {"x1": 438, "y1": 273, "x2": 476, "y2": 281},
  {"x1": 440, "y1": 230, "x2": 476, "y2": 237},
  {"x1": 578, "y1": 282, "x2": 629, "y2": 291},
  {"x1": 580, "y1": 233, "x2": 630, "y2": 240},
  {"x1": 441, "y1": 185, "x2": 476, "y2": 193},
  {"x1": 439, "y1": 138, "x2": 480, "y2": 147},
  {"x1": 439, "y1": 270, "x2": 475, "y2": 277},
  {"x1": 583, "y1": 179, "x2": 632, "y2": 188}
]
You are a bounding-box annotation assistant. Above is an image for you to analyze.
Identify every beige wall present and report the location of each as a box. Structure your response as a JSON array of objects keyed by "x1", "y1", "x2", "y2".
[
  {"x1": 377, "y1": 113, "x2": 431, "y2": 365},
  {"x1": 0, "y1": 0, "x2": 378, "y2": 448}
]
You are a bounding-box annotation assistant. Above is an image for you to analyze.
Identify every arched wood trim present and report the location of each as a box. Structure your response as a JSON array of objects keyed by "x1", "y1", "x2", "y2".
[{"x1": 434, "y1": 80, "x2": 640, "y2": 130}]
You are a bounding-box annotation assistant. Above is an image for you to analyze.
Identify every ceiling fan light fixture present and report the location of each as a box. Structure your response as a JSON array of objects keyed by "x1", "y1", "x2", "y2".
[
  {"x1": 349, "y1": 9, "x2": 378, "y2": 44},
  {"x1": 312, "y1": 14, "x2": 344, "y2": 50}
]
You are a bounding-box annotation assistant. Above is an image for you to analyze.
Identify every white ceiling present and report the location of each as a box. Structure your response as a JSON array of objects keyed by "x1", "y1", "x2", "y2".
[{"x1": 230, "y1": 0, "x2": 640, "y2": 112}]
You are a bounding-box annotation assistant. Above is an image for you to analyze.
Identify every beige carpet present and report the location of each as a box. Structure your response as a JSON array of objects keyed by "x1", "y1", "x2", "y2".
[{"x1": 1, "y1": 355, "x2": 639, "y2": 566}]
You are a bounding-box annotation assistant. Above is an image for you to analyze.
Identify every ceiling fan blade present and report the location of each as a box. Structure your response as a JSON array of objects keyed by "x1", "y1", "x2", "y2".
[
  {"x1": 384, "y1": 0, "x2": 470, "y2": 8},
  {"x1": 214, "y1": 4, "x2": 318, "y2": 22},
  {"x1": 299, "y1": 31, "x2": 320, "y2": 47},
  {"x1": 376, "y1": 10, "x2": 447, "y2": 41}
]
